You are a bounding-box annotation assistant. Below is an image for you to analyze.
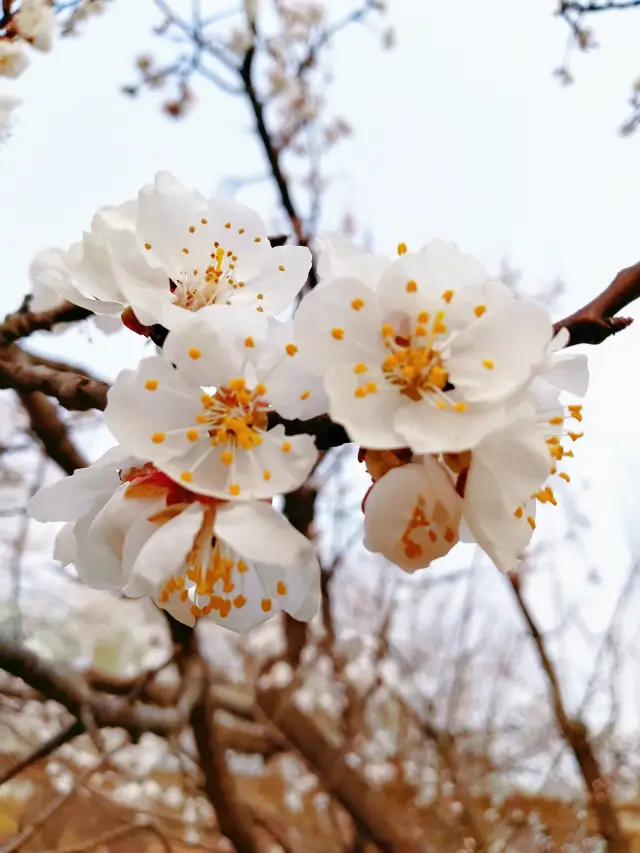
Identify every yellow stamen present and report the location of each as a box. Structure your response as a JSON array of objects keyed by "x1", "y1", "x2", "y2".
[
  {"x1": 229, "y1": 484, "x2": 240, "y2": 496},
  {"x1": 406, "y1": 280, "x2": 418, "y2": 293},
  {"x1": 397, "y1": 242, "x2": 408, "y2": 255},
  {"x1": 442, "y1": 289, "x2": 454, "y2": 303},
  {"x1": 145, "y1": 380, "x2": 158, "y2": 391},
  {"x1": 285, "y1": 343, "x2": 298, "y2": 356},
  {"x1": 332, "y1": 327, "x2": 345, "y2": 340},
  {"x1": 152, "y1": 432, "x2": 165, "y2": 443},
  {"x1": 186, "y1": 429, "x2": 199, "y2": 442},
  {"x1": 351, "y1": 298, "x2": 365, "y2": 310}
]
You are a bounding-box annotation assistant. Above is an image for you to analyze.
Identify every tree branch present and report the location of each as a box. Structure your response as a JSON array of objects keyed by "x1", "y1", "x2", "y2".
[
  {"x1": 553, "y1": 260, "x2": 640, "y2": 346},
  {"x1": 257, "y1": 683, "x2": 425, "y2": 853},
  {"x1": 0, "y1": 302, "x2": 92, "y2": 346},
  {"x1": 0, "y1": 357, "x2": 110, "y2": 411},
  {"x1": 0, "y1": 637, "x2": 198, "y2": 737},
  {"x1": 165, "y1": 616, "x2": 260, "y2": 853},
  {"x1": 507, "y1": 574, "x2": 628, "y2": 853},
  {"x1": 18, "y1": 390, "x2": 88, "y2": 473},
  {"x1": 0, "y1": 719, "x2": 84, "y2": 786}
]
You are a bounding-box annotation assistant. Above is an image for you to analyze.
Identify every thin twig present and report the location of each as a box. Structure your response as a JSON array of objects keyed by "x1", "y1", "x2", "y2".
[{"x1": 507, "y1": 573, "x2": 628, "y2": 853}]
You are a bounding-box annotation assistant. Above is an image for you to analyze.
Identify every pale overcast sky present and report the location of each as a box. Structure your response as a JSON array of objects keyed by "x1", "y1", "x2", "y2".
[{"x1": 3, "y1": 0, "x2": 640, "y2": 727}]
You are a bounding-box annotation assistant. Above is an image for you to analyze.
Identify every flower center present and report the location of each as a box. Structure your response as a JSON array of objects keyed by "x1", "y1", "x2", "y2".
[
  {"x1": 161, "y1": 223, "x2": 248, "y2": 311},
  {"x1": 377, "y1": 313, "x2": 459, "y2": 409},
  {"x1": 122, "y1": 466, "x2": 284, "y2": 620},
  {"x1": 197, "y1": 378, "x2": 270, "y2": 452},
  {"x1": 400, "y1": 495, "x2": 456, "y2": 560}
]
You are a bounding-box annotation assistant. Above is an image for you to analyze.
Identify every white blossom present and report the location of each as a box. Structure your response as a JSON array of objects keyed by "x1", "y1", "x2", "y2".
[
  {"x1": 363, "y1": 458, "x2": 461, "y2": 572},
  {"x1": 295, "y1": 238, "x2": 554, "y2": 454},
  {"x1": 28, "y1": 452, "x2": 320, "y2": 632},
  {"x1": 0, "y1": 41, "x2": 29, "y2": 78},
  {"x1": 30, "y1": 172, "x2": 312, "y2": 332},
  {"x1": 15, "y1": 0, "x2": 55, "y2": 52},
  {"x1": 104, "y1": 308, "x2": 318, "y2": 500}
]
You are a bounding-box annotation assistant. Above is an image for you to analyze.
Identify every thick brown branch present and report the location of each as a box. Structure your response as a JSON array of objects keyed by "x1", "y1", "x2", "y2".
[
  {"x1": 0, "y1": 638, "x2": 196, "y2": 737},
  {"x1": 166, "y1": 616, "x2": 260, "y2": 853},
  {"x1": 19, "y1": 390, "x2": 88, "y2": 473},
  {"x1": 508, "y1": 574, "x2": 627, "y2": 853},
  {"x1": 0, "y1": 302, "x2": 92, "y2": 346},
  {"x1": 553, "y1": 260, "x2": 640, "y2": 346},
  {"x1": 257, "y1": 683, "x2": 425, "y2": 853},
  {"x1": 0, "y1": 357, "x2": 110, "y2": 411}
]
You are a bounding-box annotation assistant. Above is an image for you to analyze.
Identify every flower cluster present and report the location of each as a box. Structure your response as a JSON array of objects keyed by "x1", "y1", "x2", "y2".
[
  {"x1": 27, "y1": 171, "x2": 588, "y2": 632},
  {"x1": 0, "y1": 0, "x2": 55, "y2": 79},
  {"x1": 295, "y1": 236, "x2": 587, "y2": 572}
]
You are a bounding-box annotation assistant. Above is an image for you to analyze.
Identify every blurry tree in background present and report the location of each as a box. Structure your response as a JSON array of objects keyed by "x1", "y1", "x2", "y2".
[
  {"x1": 555, "y1": 0, "x2": 640, "y2": 135},
  {"x1": 2, "y1": 2, "x2": 640, "y2": 852}
]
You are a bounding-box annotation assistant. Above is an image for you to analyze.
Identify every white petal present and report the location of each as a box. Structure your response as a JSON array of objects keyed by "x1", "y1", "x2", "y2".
[
  {"x1": 233, "y1": 245, "x2": 311, "y2": 315},
  {"x1": 257, "y1": 320, "x2": 329, "y2": 420},
  {"x1": 314, "y1": 233, "x2": 384, "y2": 288},
  {"x1": 395, "y1": 397, "x2": 502, "y2": 454},
  {"x1": 377, "y1": 243, "x2": 488, "y2": 323},
  {"x1": 126, "y1": 504, "x2": 204, "y2": 598},
  {"x1": 162, "y1": 305, "x2": 268, "y2": 388},
  {"x1": 156, "y1": 594, "x2": 197, "y2": 628},
  {"x1": 105, "y1": 356, "x2": 203, "y2": 464},
  {"x1": 136, "y1": 172, "x2": 209, "y2": 273},
  {"x1": 464, "y1": 405, "x2": 551, "y2": 517},
  {"x1": 27, "y1": 445, "x2": 137, "y2": 522},
  {"x1": 363, "y1": 460, "x2": 460, "y2": 572},
  {"x1": 464, "y1": 498, "x2": 535, "y2": 573},
  {"x1": 282, "y1": 554, "x2": 321, "y2": 622},
  {"x1": 447, "y1": 300, "x2": 553, "y2": 403},
  {"x1": 214, "y1": 501, "x2": 315, "y2": 566},
  {"x1": 294, "y1": 277, "x2": 386, "y2": 376},
  {"x1": 72, "y1": 502, "x2": 129, "y2": 590},
  {"x1": 53, "y1": 523, "x2": 76, "y2": 566},
  {"x1": 543, "y1": 349, "x2": 589, "y2": 397},
  {"x1": 325, "y1": 364, "x2": 406, "y2": 449}
]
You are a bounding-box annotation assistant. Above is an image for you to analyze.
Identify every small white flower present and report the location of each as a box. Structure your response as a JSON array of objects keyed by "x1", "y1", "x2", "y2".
[
  {"x1": 15, "y1": 0, "x2": 55, "y2": 52},
  {"x1": 0, "y1": 93, "x2": 21, "y2": 141},
  {"x1": 29, "y1": 200, "x2": 139, "y2": 326},
  {"x1": 106, "y1": 171, "x2": 312, "y2": 330},
  {"x1": 104, "y1": 308, "x2": 318, "y2": 500},
  {"x1": 0, "y1": 41, "x2": 29, "y2": 78},
  {"x1": 295, "y1": 240, "x2": 554, "y2": 454},
  {"x1": 29, "y1": 454, "x2": 320, "y2": 632},
  {"x1": 363, "y1": 458, "x2": 461, "y2": 572},
  {"x1": 362, "y1": 379, "x2": 585, "y2": 573}
]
